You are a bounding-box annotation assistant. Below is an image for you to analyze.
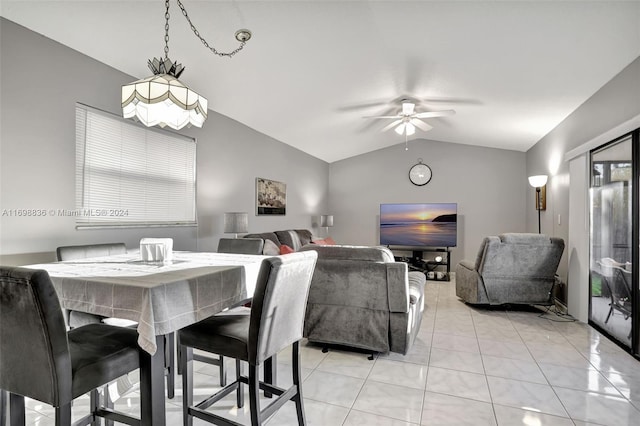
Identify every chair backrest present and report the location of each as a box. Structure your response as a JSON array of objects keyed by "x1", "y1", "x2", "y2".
[
  {"x1": 217, "y1": 238, "x2": 264, "y2": 255},
  {"x1": 0, "y1": 266, "x2": 72, "y2": 406},
  {"x1": 300, "y1": 244, "x2": 395, "y2": 262},
  {"x1": 479, "y1": 233, "x2": 564, "y2": 278},
  {"x1": 248, "y1": 251, "x2": 317, "y2": 365},
  {"x1": 56, "y1": 243, "x2": 126, "y2": 261}
]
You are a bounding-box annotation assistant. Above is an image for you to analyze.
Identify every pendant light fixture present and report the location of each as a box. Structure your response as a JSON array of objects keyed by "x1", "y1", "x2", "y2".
[{"x1": 122, "y1": 0, "x2": 251, "y2": 130}]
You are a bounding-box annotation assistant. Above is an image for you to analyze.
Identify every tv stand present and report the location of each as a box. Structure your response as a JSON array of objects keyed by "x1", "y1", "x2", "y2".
[{"x1": 394, "y1": 247, "x2": 451, "y2": 281}]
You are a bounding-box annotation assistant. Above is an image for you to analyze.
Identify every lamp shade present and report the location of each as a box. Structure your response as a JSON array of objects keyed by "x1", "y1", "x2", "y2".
[
  {"x1": 122, "y1": 74, "x2": 208, "y2": 130},
  {"x1": 223, "y1": 212, "x2": 248, "y2": 234},
  {"x1": 528, "y1": 175, "x2": 548, "y2": 188},
  {"x1": 320, "y1": 215, "x2": 334, "y2": 228}
]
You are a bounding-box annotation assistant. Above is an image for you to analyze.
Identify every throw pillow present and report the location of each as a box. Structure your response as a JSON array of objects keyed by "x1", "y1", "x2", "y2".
[
  {"x1": 312, "y1": 237, "x2": 336, "y2": 245},
  {"x1": 279, "y1": 244, "x2": 295, "y2": 255},
  {"x1": 262, "y1": 239, "x2": 280, "y2": 256}
]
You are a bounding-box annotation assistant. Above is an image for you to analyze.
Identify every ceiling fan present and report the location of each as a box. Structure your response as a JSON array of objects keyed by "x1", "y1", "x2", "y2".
[{"x1": 363, "y1": 100, "x2": 455, "y2": 136}]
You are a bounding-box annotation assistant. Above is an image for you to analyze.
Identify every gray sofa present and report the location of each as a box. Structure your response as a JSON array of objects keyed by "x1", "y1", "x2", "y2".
[
  {"x1": 455, "y1": 233, "x2": 564, "y2": 305},
  {"x1": 243, "y1": 229, "x2": 313, "y2": 254},
  {"x1": 299, "y1": 245, "x2": 426, "y2": 355}
]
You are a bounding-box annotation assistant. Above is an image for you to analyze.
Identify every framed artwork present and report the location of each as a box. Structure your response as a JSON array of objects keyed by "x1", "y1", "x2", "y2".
[{"x1": 256, "y1": 177, "x2": 286, "y2": 215}]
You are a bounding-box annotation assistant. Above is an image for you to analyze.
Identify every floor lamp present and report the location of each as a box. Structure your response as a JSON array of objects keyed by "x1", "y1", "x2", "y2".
[{"x1": 528, "y1": 175, "x2": 548, "y2": 234}]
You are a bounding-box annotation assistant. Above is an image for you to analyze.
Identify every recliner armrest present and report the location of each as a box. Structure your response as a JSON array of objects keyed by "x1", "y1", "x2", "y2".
[{"x1": 457, "y1": 260, "x2": 476, "y2": 271}]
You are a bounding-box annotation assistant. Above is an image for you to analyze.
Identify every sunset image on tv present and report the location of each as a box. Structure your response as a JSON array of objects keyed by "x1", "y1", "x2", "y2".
[{"x1": 380, "y1": 203, "x2": 457, "y2": 247}]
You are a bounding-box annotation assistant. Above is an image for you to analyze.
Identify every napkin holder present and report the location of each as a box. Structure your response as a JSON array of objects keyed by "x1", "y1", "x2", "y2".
[{"x1": 140, "y1": 238, "x2": 173, "y2": 262}]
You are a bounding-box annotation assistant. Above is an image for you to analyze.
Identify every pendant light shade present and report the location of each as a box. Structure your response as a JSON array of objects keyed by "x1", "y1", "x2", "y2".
[
  {"x1": 122, "y1": 74, "x2": 208, "y2": 130},
  {"x1": 121, "y1": 0, "x2": 250, "y2": 130}
]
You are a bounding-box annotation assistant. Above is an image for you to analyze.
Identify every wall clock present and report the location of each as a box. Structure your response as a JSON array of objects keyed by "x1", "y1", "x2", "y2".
[{"x1": 409, "y1": 159, "x2": 432, "y2": 186}]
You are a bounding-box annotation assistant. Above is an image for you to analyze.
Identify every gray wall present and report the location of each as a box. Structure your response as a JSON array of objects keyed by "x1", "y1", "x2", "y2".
[
  {"x1": 328, "y1": 138, "x2": 527, "y2": 266},
  {"x1": 0, "y1": 18, "x2": 329, "y2": 264},
  {"x1": 525, "y1": 56, "x2": 640, "y2": 309}
]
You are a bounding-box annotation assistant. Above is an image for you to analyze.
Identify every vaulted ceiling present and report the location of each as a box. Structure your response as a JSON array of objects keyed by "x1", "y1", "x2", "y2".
[{"x1": 2, "y1": 1, "x2": 639, "y2": 162}]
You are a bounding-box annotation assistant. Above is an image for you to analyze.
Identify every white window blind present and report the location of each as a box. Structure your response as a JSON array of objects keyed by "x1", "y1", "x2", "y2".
[{"x1": 75, "y1": 104, "x2": 197, "y2": 228}]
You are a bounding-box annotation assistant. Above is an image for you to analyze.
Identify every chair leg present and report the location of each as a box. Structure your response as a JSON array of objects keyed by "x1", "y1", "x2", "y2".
[
  {"x1": 89, "y1": 389, "x2": 99, "y2": 426},
  {"x1": 248, "y1": 365, "x2": 262, "y2": 426},
  {"x1": 103, "y1": 385, "x2": 114, "y2": 426},
  {"x1": 54, "y1": 403, "x2": 72, "y2": 426},
  {"x1": 165, "y1": 333, "x2": 175, "y2": 399},
  {"x1": 264, "y1": 355, "x2": 277, "y2": 398},
  {"x1": 219, "y1": 356, "x2": 226, "y2": 387},
  {"x1": 0, "y1": 390, "x2": 6, "y2": 426},
  {"x1": 292, "y1": 341, "x2": 307, "y2": 426},
  {"x1": 605, "y1": 304, "x2": 614, "y2": 323},
  {"x1": 236, "y1": 359, "x2": 244, "y2": 408},
  {"x1": 8, "y1": 393, "x2": 25, "y2": 426},
  {"x1": 180, "y1": 345, "x2": 194, "y2": 426}
]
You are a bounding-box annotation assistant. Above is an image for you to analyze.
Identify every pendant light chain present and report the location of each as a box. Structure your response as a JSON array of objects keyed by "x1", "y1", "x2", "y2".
[
  {"x1": 164, "y1": 0, "x2": 171, "y2": 59},
  {"x1": 176, "y1": 0, "x2": 250, "y2": 58}
]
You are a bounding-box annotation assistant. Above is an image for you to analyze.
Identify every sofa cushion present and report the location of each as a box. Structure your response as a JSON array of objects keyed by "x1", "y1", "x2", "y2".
[
  {"x1": 262, "y1": 239, "x2": 280, "y2": 256},
  {"x1": 244, "y1": 232, "x2": 280, "y2": 247},
  {"x1": 294, "y1": 229, "x2": 313, "y2": 246},
  {"x1": 275, "y1": 230, "x2": 302, "y2": 251}
]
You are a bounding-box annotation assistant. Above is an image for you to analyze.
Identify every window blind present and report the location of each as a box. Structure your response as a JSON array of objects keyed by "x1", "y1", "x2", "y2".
[{"x1": 75, "y1": 104, "x2": 197, "y2": 228}]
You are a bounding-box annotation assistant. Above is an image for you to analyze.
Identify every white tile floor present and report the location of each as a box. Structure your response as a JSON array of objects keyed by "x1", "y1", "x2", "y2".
[{"x1": 18, "y1": 278, "x2": 640, "y2": 425}]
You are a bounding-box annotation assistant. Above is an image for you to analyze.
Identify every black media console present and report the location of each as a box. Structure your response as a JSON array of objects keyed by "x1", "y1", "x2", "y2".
[{"x1": 393, "y1": 247, "x2": 451, "y2": 281}]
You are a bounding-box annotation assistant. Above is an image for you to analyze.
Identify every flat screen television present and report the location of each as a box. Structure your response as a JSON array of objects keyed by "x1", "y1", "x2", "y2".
[{"x1": 380, "y1": 203, "x2": 457, "y2": 248}]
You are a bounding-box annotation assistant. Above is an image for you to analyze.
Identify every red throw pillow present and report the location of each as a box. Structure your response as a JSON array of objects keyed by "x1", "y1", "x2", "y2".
[
  {"x1": 312, "y1": 237, "x2": 336, "y2": 245},
  {"x1": 279, "y1": 244, "x2": 294, "y2": 254}
]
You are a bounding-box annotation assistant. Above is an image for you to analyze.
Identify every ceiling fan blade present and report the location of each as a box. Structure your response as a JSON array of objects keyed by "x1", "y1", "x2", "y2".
[
  {"x1": 381, "y1": 119, "x2": 403, "y2": 132},
  {"x1": 362, "y1": 115, "x2": 402, "y2": 119},
  {"x1": 410, "y1": 118, "x2": 433, "y2": 132},
  {"x1": 414, "y1": 109, "x2": 456, "y2": 119}
]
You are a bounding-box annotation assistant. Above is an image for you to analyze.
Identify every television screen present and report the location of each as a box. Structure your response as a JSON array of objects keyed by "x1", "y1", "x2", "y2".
[{"x1": 380, "y1": 203, "x2": 457, "y2": 247}]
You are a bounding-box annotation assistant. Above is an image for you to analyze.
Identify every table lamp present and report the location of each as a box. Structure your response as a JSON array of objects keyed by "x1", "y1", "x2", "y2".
[
  {"x1": 320, "y1": 214, "x2": 334, "y2": 236},
  {"x1": 224, "y1": 212, "x2": 248, "y2": 238}
]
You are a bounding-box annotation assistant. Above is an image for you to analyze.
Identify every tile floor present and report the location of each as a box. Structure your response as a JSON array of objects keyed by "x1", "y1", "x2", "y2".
[{"x1": 17, "y1": 278, "x2": 640, "y2": 425}]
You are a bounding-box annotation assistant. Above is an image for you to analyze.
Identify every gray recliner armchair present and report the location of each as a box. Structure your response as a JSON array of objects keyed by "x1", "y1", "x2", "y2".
[
  {"x1": 455, "y1": 233, "x2": 564, "y2": 305},
  {"x1": 299, "y1": 245, "x2": 426, "y2": 355}
]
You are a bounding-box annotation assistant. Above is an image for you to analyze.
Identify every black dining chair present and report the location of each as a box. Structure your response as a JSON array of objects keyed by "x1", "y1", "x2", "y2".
[
  {"x1": 56, "y1": 243, "x2": 176, "y2": 400},
  {"x1": 217, "y1": 238, "x2": 264, "y2": 255},
  {"x1": 178, "y1": 251, "x2": 317, "y2": 426},
  {"x1": 0, "y1": 266, "x2": 144, "y2": 426},
  {"x1": 56, "y1": 243, "x2": 127, "y2": 328}
]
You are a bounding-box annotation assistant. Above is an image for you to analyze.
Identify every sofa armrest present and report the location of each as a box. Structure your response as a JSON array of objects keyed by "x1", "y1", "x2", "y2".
[{"x1": 387, "y1": 262, "x2": 410, "y2": 313}]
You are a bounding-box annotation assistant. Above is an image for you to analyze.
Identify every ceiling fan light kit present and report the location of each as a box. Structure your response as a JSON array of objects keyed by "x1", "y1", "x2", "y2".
[
  {"x1": 363, "y1": 99, "x2": 456, "y2": 149},
  {"x1": 122, "y1": 0, "x2": 251, "y2": 130}
]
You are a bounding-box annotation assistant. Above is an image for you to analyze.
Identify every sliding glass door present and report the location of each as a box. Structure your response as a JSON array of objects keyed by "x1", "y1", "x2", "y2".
[{"x1": 589, "y1": 134, "x2": 634, "y2": 348}]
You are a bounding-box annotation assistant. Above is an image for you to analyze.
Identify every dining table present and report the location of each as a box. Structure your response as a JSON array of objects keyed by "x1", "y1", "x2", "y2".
[{"x1": 26, "y1": 250, "x2": 268, "y2": 426}]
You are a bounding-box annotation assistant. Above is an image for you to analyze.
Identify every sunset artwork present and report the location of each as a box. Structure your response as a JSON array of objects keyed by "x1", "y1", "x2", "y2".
[{"x1": 380, "y1": 203, "x2": 457, "y2": 247}]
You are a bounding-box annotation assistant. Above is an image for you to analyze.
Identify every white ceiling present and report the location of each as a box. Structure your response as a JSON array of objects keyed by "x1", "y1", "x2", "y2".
[{"x1": 2, "y1": 1, "x2": 639, "y2": 162}]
